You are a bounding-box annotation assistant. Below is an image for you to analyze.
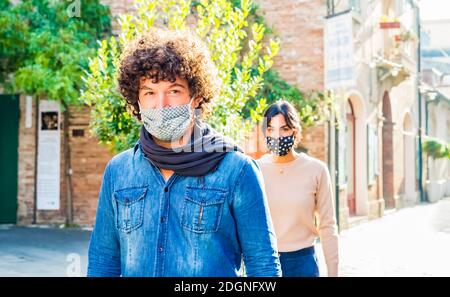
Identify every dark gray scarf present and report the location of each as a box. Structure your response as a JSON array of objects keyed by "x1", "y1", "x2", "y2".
[{"x1": 139, "y1": 120, "x2": 243, "y2": 176}]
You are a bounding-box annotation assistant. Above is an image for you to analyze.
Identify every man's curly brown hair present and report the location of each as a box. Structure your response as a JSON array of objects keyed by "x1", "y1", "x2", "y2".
[{"x1": 118, "y1": 28, "x2": 220, "y2": 121}]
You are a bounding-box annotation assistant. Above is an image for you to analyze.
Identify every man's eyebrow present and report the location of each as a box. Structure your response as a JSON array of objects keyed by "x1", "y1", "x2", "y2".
[
  {"x1": 139, "y1": 83, "x2": 187, "y2": 90},
  {"x1": 169, "y1": 83, "x2": 187, "y2": 89}
]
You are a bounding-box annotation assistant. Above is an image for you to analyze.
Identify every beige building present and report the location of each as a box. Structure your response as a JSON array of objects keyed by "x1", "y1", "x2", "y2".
[
  {"x1": 257, "y1": 0, "x2": 422, "y2": 229},
  {"x1": 421, "y1": 17, "x2": 450, "y2": 202},
  {"x1": 423, "y1": 80, "x2": 450, "y2": 203}
]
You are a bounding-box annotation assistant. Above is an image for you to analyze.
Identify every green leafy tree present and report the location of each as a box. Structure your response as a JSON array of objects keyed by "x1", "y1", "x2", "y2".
[
  {"x1": 0, "y1": 0, "x2": 29, "y2": 86},
  {"x1": 0, "y1": 0, "x2": 111, "y2": 224},
  {"x1": 81, "y1": 0, "x2": 280, "y2": 152}
]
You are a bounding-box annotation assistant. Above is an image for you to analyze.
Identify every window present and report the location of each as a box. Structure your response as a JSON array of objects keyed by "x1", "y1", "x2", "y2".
[{"x1": 396, "y1": 0, "x2": 412, "y2": 16}]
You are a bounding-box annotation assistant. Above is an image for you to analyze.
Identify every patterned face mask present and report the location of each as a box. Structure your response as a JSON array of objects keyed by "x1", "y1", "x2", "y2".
[
  {"x1": 266, "y1": 134, "x2": 295, "y2": 156},
  {"x1": 140, "y1": 99, "x2": 194, "y2": 142}
]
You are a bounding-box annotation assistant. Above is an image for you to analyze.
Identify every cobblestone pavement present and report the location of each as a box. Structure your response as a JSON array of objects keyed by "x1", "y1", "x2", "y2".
[
  {"x1": 316, "y1": 197, "x2": 450, "y2": 276},
  {"x1": 1, "y1": 198, "x2": 450, "y2": 277}
]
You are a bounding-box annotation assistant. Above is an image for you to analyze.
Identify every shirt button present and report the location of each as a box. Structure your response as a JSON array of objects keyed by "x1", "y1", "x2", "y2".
[
  {"x1": 164, "y1": 187, "x2": 168, "y2": 192},
  {"x1": 158, "y1": 247, "x2": 164, "y2": 252},
  {"x1": 160, "y1": 217, "x2": 166, "y2": 223}
]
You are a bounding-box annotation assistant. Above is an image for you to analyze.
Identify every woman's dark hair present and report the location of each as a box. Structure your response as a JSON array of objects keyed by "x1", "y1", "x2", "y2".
[{"x1": 262, "y1": 100, "x2": 301, "y2": 138}]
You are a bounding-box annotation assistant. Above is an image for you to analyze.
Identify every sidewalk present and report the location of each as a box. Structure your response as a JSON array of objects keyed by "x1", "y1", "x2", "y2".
[{"x1": 316, "y1": 197, "x2": 450, "y2": 276}]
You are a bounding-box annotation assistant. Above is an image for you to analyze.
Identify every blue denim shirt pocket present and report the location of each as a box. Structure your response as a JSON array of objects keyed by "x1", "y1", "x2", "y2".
[
  {"x1": 181, "y1": 186, "x2": 226, "y2": 234},
  {"x1": 113, "y1": 186, "x2": 147, "y2": 233}
]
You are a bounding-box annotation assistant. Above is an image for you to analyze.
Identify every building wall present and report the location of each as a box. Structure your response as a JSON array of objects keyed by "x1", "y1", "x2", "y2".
[
  {"x1": 421, "y1": 19, "x2": 450, "y2": 49},
  {"x1": 427, "y1": 99, "x2": 450, "y2": 202},
  {"x1": 17, "y1": 95, "x2": 66, "y2": 224},
  {"x1": 301, "y1": 123, "x2": 328, "y2": 163},
  {"x1": 326, "y1": 0, "x2": 420, "y2": 225},
  {"x1": 257, "y1": 0, "x2": 325, "y2": 91},
  {"x1": 17, "y1": 95, "x2": 39, "y2": 224},
  {"x1": 390, "y1": 78, "x2": 420, "y2": 206},
  {"x1": 67, "y1": 106, "x2": 113, "y2": 224},
  {"x1": 17, "y1": 95, "x2": 112, "y2": 225}
]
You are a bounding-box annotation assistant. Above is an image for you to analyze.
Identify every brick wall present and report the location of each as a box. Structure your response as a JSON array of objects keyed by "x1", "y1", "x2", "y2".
[
  {"x1": 301, "y1": 123, "x2": 328, "y2": 164},
  {"x1": 257, "y1": 0, "x2": 325, "y2": 91},
  {"x1": 17, "y1": 95, "x2": 37, "y2": 224},
  {"x1": 17, "y1": 97, "x2": 113, "y2": 226},
  {"x1": 68, "y1": 106, "x2": 113, "y2": 225}
]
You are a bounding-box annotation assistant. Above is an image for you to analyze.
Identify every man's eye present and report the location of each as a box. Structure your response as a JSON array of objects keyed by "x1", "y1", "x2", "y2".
[
  {"x1": 283, "y1": 128, "x2": 290, "y2": 131},
  {"x1": 145, "y1": 92, "x2": 154, "y2": 96},
  {"x1": 169, "y1": 89, "x2": 180, "y2": 94}
]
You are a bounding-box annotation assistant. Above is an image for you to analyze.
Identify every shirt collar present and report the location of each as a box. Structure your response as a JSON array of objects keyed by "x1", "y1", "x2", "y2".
[{"x1": 133, "y1": 139, "x2": 141, "y2": 156}]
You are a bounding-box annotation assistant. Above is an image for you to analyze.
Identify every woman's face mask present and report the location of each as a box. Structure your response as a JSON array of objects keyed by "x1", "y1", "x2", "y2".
[{"x1": 266, "y1": 134, "x2": 295, "y2": 156}]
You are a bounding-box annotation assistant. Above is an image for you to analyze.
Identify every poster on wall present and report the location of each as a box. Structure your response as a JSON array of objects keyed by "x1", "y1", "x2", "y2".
[
  {"x1": 324, "y1": 11, "x2": 356, "y2": 90},
  {"x1": 37, "y1": 100, "x2": 61, "y2": 210}
]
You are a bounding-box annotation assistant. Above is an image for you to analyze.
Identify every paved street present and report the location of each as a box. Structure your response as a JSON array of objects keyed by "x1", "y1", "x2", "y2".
[
  {"x1": 0, "y1": 225, "x2": 90, "y2": 277},
  {"x1": 317, "y1": 197, "x2": 450, "y2": 276},
  {"x1": 1, "y1": 198, "x2": 450, "y2": 277}
]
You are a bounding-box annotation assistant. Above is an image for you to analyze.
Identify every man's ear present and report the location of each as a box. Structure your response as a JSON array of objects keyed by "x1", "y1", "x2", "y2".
[{"x1": 193, "y1": 96, "x2": 202, "y2": 109}]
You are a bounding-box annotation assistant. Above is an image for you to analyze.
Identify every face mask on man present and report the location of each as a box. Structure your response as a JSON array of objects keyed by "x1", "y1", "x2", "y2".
[
  {"x1": 266, "y1": 134, "x2": 295, "y2": 156},
  {"x1": 140, "y1": 98, "x2": 195, "y2": 142}
]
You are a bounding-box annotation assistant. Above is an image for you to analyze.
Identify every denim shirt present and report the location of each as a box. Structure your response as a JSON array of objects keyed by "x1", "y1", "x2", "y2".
[{"x1": 87, "y1": 141, "x2": 281, "y2": 277}]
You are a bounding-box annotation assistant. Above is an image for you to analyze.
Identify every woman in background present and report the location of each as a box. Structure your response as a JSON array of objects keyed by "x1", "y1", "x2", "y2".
[{"x1": 257, "y1": 100, "x2": 339, "y2": 277}]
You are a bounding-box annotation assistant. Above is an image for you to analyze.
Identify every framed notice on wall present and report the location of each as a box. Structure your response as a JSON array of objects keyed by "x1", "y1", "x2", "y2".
[
  {"x1": 324, "y1": 10, "x2": 356, "y2": 90},
  {"x1": 37, "y1": 100, "x2": 61, "y2": 210}
]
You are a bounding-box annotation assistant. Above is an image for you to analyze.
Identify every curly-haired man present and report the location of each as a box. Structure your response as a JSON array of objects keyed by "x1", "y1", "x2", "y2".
[{"x1": 87, "y1": 28, "x2": 281, "y2": 277}]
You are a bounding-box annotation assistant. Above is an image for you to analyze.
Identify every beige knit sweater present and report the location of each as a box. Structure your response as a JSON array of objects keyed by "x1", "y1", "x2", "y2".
[{"x1": 257, "y1": 153, "x2": 339, "y2": 276}]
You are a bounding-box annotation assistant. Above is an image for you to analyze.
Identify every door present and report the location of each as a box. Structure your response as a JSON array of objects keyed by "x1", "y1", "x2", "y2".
[{"x1": 0, "y1": 94, "x2": 19, "y2": 223}]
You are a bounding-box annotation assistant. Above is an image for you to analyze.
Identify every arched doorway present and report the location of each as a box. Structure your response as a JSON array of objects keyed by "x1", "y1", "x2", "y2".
[
  {"x1": 382, "y1": 91, "x2": 395, "y2": 208},
  {"x1": 346, "y1": 99, "x2": 356, "y2": 215}
]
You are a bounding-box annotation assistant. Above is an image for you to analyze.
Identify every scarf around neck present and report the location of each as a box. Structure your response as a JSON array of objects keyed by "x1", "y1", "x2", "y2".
[{"x1": 139, "y1": 120, "x2": 243, "y2": 177}]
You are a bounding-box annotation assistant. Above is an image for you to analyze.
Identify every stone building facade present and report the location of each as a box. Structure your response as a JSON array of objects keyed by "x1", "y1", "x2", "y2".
[{"x1": 257, "y1": 0, "x2": 422, "y2": 229}]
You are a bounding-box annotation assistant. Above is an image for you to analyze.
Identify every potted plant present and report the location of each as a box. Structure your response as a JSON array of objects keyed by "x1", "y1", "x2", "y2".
[
  {"x1": 423, "y1": 138, "x2": 450, "y2": 202},
  {"x1": 423, "y1": 137, "x2": 450, "y2": 160},
  {"x1": 399, "y1": 29, "x2": 418, "y2": 42}
]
